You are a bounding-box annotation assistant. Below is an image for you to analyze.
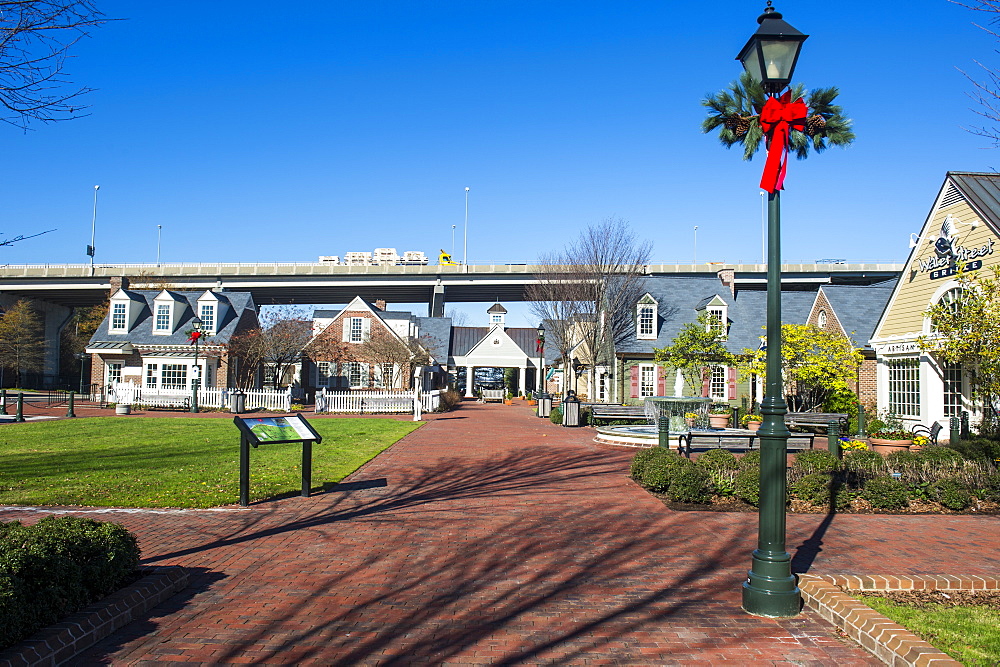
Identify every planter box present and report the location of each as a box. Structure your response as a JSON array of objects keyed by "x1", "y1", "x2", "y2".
[{"x1": 869, "y1": 438, "x2": 912, "y2": 456}]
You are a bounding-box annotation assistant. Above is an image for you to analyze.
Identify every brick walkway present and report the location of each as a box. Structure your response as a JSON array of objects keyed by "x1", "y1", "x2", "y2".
[{"x1": 3, "y1": 402, "x2": 998, "y2": 664}]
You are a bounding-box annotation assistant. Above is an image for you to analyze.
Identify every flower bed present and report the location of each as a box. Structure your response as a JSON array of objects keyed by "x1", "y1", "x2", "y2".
[{"x1": 629, "y1": 445, "x2": 1000, "y2": 514}]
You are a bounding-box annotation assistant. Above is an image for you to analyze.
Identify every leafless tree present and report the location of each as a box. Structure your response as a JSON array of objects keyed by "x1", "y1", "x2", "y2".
[
  {"x1": 226, "y1": 307, "x2": 312, "y2": 389},
  {"x1": 951, "y1": 1, "x2": 1000, "y2": 145},
  {"x1": 357, "y1": 334, "x2": 435, "y2": 389},
  {"x1": 0, "y1": 0, "x2": 109, "y2": 129},
  {"x1": 529, "y1": 217, "x2": 651, "y2": 400}
]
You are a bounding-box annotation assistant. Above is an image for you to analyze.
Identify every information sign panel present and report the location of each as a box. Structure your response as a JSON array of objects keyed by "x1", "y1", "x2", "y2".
[
  {"x1": 233, "y1": 414, "x2": 322, "y2": 506},
  {"x1": 233, "y1": 414, "x2": 322, "y2": 447}
]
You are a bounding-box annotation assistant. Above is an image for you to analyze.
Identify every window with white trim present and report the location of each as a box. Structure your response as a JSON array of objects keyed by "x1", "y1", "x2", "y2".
[
  {"x1": 378, "y1": 363, "x2": 395, "y2": 388},
  {"x1": 111, "y1": 303, "x2": 127, "y2": 331},
  {"x1": 709, "y1": 365, "x2": 727, "y2": 401},
  {"x1": 943, "y1": 363, "x2": 963, "y2": 418},
  {"x1": 106, "y1": 362, "x2": 122, "y2": 385},
  {"x1": 931, "y1": 288, "x2": 963, "y2": 333},
  {"x1": 145, "y1": 364, "x2": 158, "y2": 389},
  {"x1": 707, "y1": 306, "x2": 726, "y2": 334},
  {"x1": 349, "y1": 317, "x2": 364, "y2": 343},
  {"x1": 817, "y1": 310, "x2": 828, "y2": 328},
  {"x1": 316, "y1": 361, "x2": 332, "y2": 388},
  {"x1": 637, "y1": 304, "x2": 656, "y2": 339},
  {"x1": 161, "y1": 364, "x2": 188, "y2": 390},
  {"x1": 345, "y1": 362, "x2": 367, "y2": 388},
  {"x1": 639, "y1": 364, "x2": 656, "y2": 398},
  {"x1": 490, "y1": 314, "x2": 503, "y2": 325},
  {"x1": 199, "y1": 304, "x2": 215, "y2": 334},
  {"x1": 887, "y1": 357, "x2": 920, "y2": 418},
  {"x1": 154, "y1": 304, "x2": 171, "y2": 332}
]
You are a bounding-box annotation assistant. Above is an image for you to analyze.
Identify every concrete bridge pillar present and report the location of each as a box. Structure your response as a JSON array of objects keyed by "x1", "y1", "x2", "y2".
[
  {"x1": 0, "y1": 293, "x2": 72, "y2": 388},
  {"x1": 429, "y1": 283, "x2": 445, "y2": 318}
]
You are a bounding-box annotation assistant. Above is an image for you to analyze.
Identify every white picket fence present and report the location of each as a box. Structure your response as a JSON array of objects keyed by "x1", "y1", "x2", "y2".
[
  {"x1": 108, "y1": 383, "x2": 292, "y2": 412},
  {"x1": 315, "y1": 389, "x2": 441, "y2": 414}
]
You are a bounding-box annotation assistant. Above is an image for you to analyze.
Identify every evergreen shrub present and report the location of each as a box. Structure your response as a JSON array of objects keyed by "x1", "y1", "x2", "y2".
[
  {"x1": 549, "y1": 407, "x2": 562, "y2": 425},
  {"x1": 667, "y1": 464, "x2": 712, "y2": 504},
  {"x1": 861, "y1": 477, "x2": 909, "y2": 510},
  {"x1": 695, "y1": 448, "x2": 739, "y2": 473},
  {"x1": 738, "y1": 451, "x2": 761, "y2": 470},
  {"x1": 630, "y1": 447, "x2": 666, "y2": 481},
  {"x1": 640, "y1": 450, "x2": 688, "y2": 492},
  {"x1": 0, "y1": 516, "x2": 140, "y2": 650},
  {"x1": 842, "y1": 450, "x2": 886, "y2": 476},
  {"x1": 792, "y1": 449, "x2": 840, "y2": 475},
  {"x1": 734, "y1": 466, "x2": 761, "y2": 506},
  {"x1": 931, "y1": 478, "x2": 973, "y2": 511}
]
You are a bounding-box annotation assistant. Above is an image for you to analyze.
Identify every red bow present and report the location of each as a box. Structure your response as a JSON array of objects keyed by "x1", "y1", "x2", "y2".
[
  {"x1": 758, "y1": 91, "x2": 808, "y2": 193},
  {"x1": 188, "y1": 330, "x2": 202, "y2": 344}
]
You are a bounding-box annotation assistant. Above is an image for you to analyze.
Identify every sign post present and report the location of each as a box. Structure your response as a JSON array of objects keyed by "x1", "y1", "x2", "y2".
[{"x1": 233, "y1": 414, "x2": 323, "y2": 507}]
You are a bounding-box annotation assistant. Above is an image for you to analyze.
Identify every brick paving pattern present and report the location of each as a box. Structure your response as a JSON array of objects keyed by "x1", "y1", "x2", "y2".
[{"x1": 2, "y1": 402, "x2": 997, "y2": 664}]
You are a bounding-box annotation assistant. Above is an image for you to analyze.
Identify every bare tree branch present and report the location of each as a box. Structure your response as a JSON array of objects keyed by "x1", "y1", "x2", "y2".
[{"x1": 0, "y1": 227, "x2": 54, "y2": 246}]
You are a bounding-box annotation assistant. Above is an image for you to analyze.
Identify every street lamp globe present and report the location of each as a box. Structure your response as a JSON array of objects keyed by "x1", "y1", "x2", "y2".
[{"x1": 735, "y1": 1, "x2": 808, "y2": 95}]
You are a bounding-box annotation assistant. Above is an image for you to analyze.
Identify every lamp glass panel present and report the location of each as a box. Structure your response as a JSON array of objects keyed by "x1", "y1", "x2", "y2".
[
  {"x1": 760, "y1": 40, "x2": 798, "y2": 81},
  {"x1": 740, "y1": 47, "x2": 764, "y2": 82}
]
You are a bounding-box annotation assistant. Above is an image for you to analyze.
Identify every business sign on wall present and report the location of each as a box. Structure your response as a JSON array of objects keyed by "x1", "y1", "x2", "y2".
[{"x1": 914, "y1": 216, "x2": 995, "y2": 280}]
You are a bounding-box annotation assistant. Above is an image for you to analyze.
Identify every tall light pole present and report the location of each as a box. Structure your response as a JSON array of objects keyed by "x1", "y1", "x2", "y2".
[
  {"x1": 693, "y1": 225, "x2": 698, "y2": 264},
  {"x1": 189, "y1": 317, "x2": 203, "y2": 413},
  {"x1": 463, "y1": 186, "x2": 470, "y2": 271},
  {"x1": 735, "y1": 1, "x2": 807, "y2": 618},
  {"x1": 88, "y1": 185, "x2": 99, "y2": 275},
  {"x1": 156, "y1": 225, "x2": 162, "y2": 266},
  {"x1": 451, "y1": 224, "x2": 456, "y2": 255}
]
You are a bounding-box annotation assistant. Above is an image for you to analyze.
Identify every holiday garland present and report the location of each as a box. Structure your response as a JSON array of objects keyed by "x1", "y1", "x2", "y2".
[{"x1": 702, "y1": 72, "x2": 855, "y2": 188}]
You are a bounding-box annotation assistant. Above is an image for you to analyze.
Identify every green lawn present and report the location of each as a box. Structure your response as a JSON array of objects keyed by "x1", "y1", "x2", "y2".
[
  {"x1": 861, "y1": 595, "x2": 1000, "y2": 666},
  {"x1": 0, "y1": 417, "x2": 421, "y2": 508}
]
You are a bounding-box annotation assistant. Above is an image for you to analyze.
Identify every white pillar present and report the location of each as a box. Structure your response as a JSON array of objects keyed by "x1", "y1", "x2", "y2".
[
  {"x1": 518, "y1": 366, "x2": 527, "y2": 397},
  {"x1": 465, "y1": 366, "x2": 475, "y2": 398}
]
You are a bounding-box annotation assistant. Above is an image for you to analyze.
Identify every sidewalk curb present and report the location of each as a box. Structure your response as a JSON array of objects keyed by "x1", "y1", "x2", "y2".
[
  {"x1": 0, "y1": 566, "x2": 188, "y2": 667},
  {"x1": 799, "y1": 573, "x2": 998, "y2": 666}
]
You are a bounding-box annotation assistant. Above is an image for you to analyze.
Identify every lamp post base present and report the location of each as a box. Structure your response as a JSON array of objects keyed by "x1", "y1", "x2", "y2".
[{"x1": 742, "y1": 549, "x2": 800, "y2": 618}]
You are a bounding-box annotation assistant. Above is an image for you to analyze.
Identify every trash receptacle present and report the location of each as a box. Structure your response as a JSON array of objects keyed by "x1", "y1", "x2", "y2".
[
  {"x1": 537, "y1": 391, "x2": 552, "y2": 418},
  {"x1": 562, "y1": 390, "x2": 580, "y2": 427},
  {"x1": 230, "y1": 389, "x2": 246, "y2": 414}
]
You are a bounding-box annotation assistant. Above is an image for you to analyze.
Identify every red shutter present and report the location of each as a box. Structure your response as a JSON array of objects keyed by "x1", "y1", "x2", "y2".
[
  {"x1": 630, "y1": 366, "x2": 639, "y2": 398},
  {"x1": 727, "y1": 366, "x2": 737, "y2": 400},
  {"x1": 656, "y1": 366, "x2": 666, "y2": 396},
  {"x1": 701, "y1": 367, "x2": 711, "y2": 398}
]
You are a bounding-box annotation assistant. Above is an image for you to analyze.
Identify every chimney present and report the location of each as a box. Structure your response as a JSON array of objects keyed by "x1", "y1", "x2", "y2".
[
  {"x1": 717, "y1": 269, "x2": 735, "y2": 296},
  {"x1": 374, "y1": 299, "x2": 386, "y2": 311},
  {"x1": 109, "y1": 275, "x2": 130, "y2": 292}
]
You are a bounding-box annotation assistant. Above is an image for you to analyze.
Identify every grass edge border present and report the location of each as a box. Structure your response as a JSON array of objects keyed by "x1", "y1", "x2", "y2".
[{"x1": 798, "y1": 573, "x2": 1000, "y2": 666}]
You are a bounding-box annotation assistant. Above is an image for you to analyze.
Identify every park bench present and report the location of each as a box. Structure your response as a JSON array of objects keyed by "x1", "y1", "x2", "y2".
[
  {"x1": 590, "y1": 404, "x2": 648, "y2": 423},
  {"x1": 784, "y1": 412, "x2": 848, "y2": 432},
  {"x1": 480, "y1": 389, "x2": 505, "y2": 403},
  {"x1": 678, "y1": 429, "x2": 817, "y2": 458},
  {"x1": 140, "y1": 395, "x2": 191, "y2": 411}
]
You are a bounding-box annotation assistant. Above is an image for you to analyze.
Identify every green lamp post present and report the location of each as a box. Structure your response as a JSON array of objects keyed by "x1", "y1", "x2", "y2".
[
  {"x1": 736, "y1": 1, "x2": 807, "y2": 618},
  {"x1": 190, "y1": 316, "x2": 202, "y2": 414}
]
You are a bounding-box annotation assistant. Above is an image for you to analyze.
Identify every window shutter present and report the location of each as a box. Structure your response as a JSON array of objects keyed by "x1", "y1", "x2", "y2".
[
  {"x1": 701, "y1": 367, "x2": 711, "y2": 398},
  {"x1": 360, "y1": 363, "x2": 370, "y2": 387},
  {"x1": 630, "y1": 366, "x2": 639, "y2": 398},
  {"x1": 656, "y1": 366, "x2": 665, "y2": 396},
  {"x1": 727, "y1": 366, "x2": 737, "y2": 400},
  {"x1": 362, "y1": 318, "x2": 372, "y2": 341},
  {"x1": 310, "y1": 362, "x2": 317, "y2": 387},
  {"x1": 342, "y1": 319, "x2": 351, "y2": 342}
]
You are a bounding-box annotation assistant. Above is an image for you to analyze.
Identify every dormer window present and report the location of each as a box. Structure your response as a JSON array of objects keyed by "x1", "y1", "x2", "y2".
[
  {"x1": 636, "y1": 293, "x2": 658, "y2": 340},
  {"x1": 154, "y1": 303, "x2": 171, "y2": 332},
  {"x1": 199, "y1": 303, "x2": 215, "y2": 334},
  {"x1": 703, "y1": 296, "x2": 729, "y2": 336},
  {"x1": 111, "y1": 302, "x2": 127, "y2": 331}
]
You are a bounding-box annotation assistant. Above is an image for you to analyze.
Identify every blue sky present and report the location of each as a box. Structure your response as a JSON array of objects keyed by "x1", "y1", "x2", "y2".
[{"x1": 2, "y1": 1, "x2": 997, "y2": 325}]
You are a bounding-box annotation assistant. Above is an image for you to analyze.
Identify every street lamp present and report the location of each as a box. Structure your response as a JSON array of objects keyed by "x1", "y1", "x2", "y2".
[
  {"x1": 76, "y1": 352, "x2": 88, "y2": 396},
  {"x1": 536, "y1": 323, "x2": 553, "y2": 418},
  {"x1": 737, "y1": 1, "x2": 806, "y2": 619},
  {"x1": 190, "y1": 316, "x2": 203, "y2": 413}
]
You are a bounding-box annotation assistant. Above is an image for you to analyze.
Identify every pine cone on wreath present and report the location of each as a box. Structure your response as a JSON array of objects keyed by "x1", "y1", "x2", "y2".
[
  {"x1": 724, "y1": 115, "x2": 752, "y2": 136},
  {"x1": 806, "y1": 114, "x2": 827, "y2": 136}
]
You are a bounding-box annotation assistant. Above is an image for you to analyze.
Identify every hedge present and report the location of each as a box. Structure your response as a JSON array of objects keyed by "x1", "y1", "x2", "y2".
[{"x1": 0, "y1": 516, "x2": 141, "y2": 649}]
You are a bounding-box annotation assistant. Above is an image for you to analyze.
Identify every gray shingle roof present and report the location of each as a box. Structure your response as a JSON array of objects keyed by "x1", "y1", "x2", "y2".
[
  {"x1": 616, "y1": 275, "x2": 816, "y2": 357},
  {"x1": 819, "y1": 279, "x2": 897, "y2": 349},
  {"x1": 88, "y1": 290, "x2": 257, "y2": 347},
  {"x1": 415, "y1": 317, "x2": 452, "y2": 360}
]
